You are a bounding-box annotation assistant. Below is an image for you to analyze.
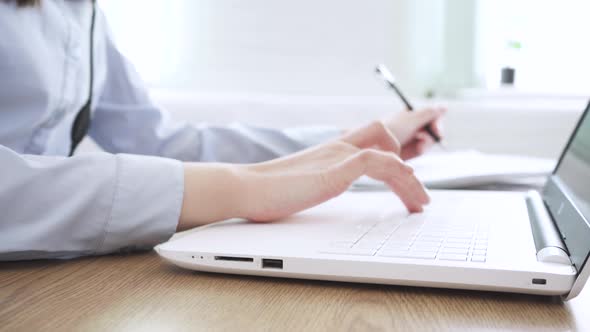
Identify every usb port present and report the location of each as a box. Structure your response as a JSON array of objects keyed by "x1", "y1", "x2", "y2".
[{"x1": 262, "y1": 258, "x2": 283, "y2": 269}]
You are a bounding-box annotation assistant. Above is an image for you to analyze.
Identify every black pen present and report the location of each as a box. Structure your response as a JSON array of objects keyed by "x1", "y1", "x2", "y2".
[{"x1": 375, "y1": 64, "x2": 442, "y2": 143}]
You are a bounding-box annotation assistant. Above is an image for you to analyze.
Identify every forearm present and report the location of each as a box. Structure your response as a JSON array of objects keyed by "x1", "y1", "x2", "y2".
[
  {"x1": 0, "y1": 148, "x2": 181, "y2": 260},
  {"x1": 178, "y1": 163, "x2": 246, "y2": 231}
]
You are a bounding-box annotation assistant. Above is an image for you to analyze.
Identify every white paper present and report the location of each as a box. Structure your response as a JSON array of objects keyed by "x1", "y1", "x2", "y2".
[{"x1": 352, "y1": 150, "x2": 556, "y2": 190}]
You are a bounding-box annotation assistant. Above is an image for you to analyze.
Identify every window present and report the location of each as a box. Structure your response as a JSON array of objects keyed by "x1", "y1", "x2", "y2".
[{"x1": 475, "y1": 0, "x2": 590, "y2": 94}]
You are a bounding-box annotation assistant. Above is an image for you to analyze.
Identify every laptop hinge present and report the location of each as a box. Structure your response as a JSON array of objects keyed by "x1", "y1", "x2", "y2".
[{"x1": 526, "y1": 191, "x2": 571, "y2": 265}]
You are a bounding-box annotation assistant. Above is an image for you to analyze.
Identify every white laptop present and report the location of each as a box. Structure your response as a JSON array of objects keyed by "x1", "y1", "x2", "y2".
[{"x1": 156, "y1": 102, "x2": 590, "y2": 300}]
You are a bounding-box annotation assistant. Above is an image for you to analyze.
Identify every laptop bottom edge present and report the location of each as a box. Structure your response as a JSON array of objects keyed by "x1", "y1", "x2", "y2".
[{"x1": 157, "y1": 249, "x2": 575, "y2": 297}]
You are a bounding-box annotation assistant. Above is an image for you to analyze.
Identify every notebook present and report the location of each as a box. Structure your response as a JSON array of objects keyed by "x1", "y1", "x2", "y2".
[{"x1": 352, "y1": 150, "x2": 555, "y2": 190}]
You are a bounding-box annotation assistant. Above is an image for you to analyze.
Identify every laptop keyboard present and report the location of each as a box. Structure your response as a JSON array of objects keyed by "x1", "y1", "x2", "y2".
[{"x1": 319, "y1": 212, "x2": 489, "y2": 262}]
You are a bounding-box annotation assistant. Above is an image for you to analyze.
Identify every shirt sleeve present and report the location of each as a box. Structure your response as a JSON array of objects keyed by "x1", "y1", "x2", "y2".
[
  {"x1": 89, "y1": 11, "x2": 340, "y2": 163},
  {"x1": 0, "y1": 145, "x2": 183, "y2": 261}
]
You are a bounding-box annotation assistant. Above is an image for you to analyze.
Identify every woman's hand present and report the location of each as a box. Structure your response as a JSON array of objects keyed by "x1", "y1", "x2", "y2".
[
  {"x1": 178, "y1": 121, "x2": 429, "y2": 230},
  {"x1": 382, "y1": 107, "x2": 447, "y2": 160}
]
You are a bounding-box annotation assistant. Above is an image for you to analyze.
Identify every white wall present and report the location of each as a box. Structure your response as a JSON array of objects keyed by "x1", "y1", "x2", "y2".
[
  {"x1": 100, "y1": 0, "x2": 461, "y2": 97},
  {"x1": 102, "y1": 0, "x2": 386, "y2": 96}
]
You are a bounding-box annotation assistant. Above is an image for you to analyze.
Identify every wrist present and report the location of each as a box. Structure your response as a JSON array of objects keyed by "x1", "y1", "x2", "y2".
[{"x1": 177, "y1": 162, "x2": 246, "y2": 231}]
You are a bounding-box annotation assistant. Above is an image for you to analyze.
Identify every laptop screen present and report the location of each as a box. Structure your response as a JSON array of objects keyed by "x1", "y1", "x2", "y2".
[
  {"x1": 555, "y1": 105, "x2": 590, "y2": 222},
  {"x1": 544, "y1": 101, "x2": 590, "y2": 274}
]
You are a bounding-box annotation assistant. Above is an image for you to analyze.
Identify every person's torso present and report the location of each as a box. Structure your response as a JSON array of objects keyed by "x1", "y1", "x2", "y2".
[{"x1": 0, "y1": 0, "x2": 106, "y2": 155}]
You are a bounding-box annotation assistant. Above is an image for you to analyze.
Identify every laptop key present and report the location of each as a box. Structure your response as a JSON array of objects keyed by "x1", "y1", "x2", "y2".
[
  {"x1": 420, "y1": 231, "x2": 446, "y2": 237},
  {"x1": 383, "y1": 240, "x2": 413, "y2": 247},
  {"x1": 472, "y1": 249, "x2": 487, "y2": 256},
  {"x1": 445, "y1": 238, "x2": 471, "y2": 245},
  {"x1": 412, "y1": 244, "x2": 441, "y2": 252},
  {"x1": 361, "y1": 234, "x2": 388, "y2": 243},
  {"x1": 339, "y1": 234, "x2": 364, "y2": 242},
  {"x1": 412, "y1": 241, "x2": 441, "y2": 247},
  {"x1": 476, "y1": 234, "x2": 489, "y2": 241},
  {"x1": 437, "y1": 253, "x2": 468, "y2": 261},
  {"x1": 447, "y1": 233, "x2": 473, "y2": 239},
  {"x1": 379, "y1": 251, "x2": 436, "y2": 260},
  {"x1": 381, "y1": 245, "x2": 410, "y2": 252},
  {"x1": 328, "y1": 241, "x2": 354, "y2": 249},
  {"x1": 372, "y1": 224, "x2": 400, "y2": 233},
  {"x1": 354, "y1": 223, "x2": 376, "y2": 231},
  {"x1": 355, "y1": 241, "x2": 383, "y2": 249},
  {"x1": 414, "y1": 238, "x2": 443, "y2": 244},
  {"x1": 443, "y1": 242, "x2": 470, "y2": 249},
  {"x1": 441, "y1": 248, "x2": 469, "y2": 255},
  {"x1": 410, "y1": 247, "x2": 439, "y2": 254},
  {"x1": 471, "y1": 255, "x2": 486, "y2": 262},
  {"x1": 346, "y1": 247, "x2": 377, "y2": 256}
]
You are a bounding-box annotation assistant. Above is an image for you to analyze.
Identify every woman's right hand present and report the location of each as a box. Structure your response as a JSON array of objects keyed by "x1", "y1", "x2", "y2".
[{"x1": 178, "y1": 121, "x2": 429, "y2": 230}]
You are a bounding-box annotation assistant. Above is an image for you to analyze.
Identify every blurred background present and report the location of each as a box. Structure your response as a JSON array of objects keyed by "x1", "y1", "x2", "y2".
[
  {"x1": 95, "y1": 0, "x2": 590, "y2": 157},
  {"x1": 101, "y1": 0, "x2": 590, "y2": 97}
]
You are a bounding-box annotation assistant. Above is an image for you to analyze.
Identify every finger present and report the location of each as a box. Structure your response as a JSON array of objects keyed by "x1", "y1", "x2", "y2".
[
  {"x1": 429, "y1": 118, "x2": 444, "y2": 138},
  {"x1": 412, "y1": 107, "x2": 446, "y2": 129},
  {"x1": 415, "y1": 130, "x2": 433, "y2": 143},
  {"x1": 385, "y1": 176, "x2": 429, "y2": 213},
  {"x1": 330, "y1": 149, "x2": 429, "y2": 212},
  {"x1": 401, "y1": 130, "x2": 435, "y2": 159},
  {"x1": 415, "y1": 137, "x2": 432, "y2": 155},
  {"x1": 417, "y1": 130, "x2": 435, "y2": 149},
  {"x1": 379, "y1": 156, "x2": 430, "y2": 210},
  {"x1": 401, "y1": 138, "x2": 433, "y2": 161},
  {"x1": 342, "y1": 121, "x2": 401, "y2": 155}
]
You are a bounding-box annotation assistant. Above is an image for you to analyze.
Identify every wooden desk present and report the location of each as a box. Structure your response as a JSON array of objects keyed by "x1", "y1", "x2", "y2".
[{"x1": 1, "y1": 252, "x2": 589, "y2": 331}]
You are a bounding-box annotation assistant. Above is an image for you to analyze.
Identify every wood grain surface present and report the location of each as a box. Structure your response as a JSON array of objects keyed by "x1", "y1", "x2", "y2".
[{"x1": 1, "y1": 252, "x2": 588, "y2": 331}]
